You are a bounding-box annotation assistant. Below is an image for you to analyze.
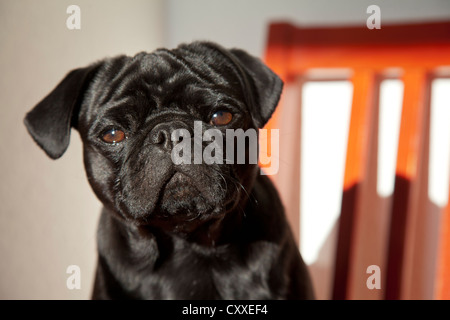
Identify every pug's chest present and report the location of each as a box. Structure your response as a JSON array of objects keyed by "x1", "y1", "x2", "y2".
[{"x1": 133, "y1": 243, "x2": 280, "y2": 300}]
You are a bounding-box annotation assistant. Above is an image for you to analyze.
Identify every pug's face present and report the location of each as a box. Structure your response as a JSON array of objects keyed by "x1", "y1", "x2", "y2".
[{"x1": 24, "y1": 42, "x2": 283, "y2": 233}]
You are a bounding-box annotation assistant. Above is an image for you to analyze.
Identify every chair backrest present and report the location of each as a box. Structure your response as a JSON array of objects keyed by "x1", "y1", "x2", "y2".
[{"x1": 264, "y1": 22, "x2": 450, "y2": 300}]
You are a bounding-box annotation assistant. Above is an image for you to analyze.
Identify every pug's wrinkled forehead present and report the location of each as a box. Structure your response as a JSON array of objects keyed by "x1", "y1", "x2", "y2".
[{"x1": 81, "y1": 49, "x2": 246, "y2": 131}]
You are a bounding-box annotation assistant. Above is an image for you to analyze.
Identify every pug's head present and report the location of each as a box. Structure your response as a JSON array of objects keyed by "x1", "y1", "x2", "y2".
[{"x1": 24, "y1": 42, "x2": 283, "y2": 236}]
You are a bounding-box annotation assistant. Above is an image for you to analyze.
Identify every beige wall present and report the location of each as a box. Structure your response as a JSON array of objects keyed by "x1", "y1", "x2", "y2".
[
  {"x1": 0, "y1": 0, "x2": 164, "y2": 299},
  {"x1": 166, "y1": 0, "x2": 450, "y2": 57}
]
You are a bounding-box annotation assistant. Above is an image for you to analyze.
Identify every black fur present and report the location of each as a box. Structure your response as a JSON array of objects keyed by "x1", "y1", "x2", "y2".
[{"x1": 24, "y1": 42, "x2": 314, "y2": 299}]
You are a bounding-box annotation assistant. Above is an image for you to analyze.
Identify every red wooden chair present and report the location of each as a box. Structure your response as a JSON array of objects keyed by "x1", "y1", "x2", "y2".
[{"x1": 263, "y1": 21, "x2": 450, "y2": 299}]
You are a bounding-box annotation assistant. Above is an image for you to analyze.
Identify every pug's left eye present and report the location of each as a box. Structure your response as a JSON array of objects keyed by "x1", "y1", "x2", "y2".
[
  {"x1": 210, "y1": 110, "x2": 233, "y2": 126},
  {"x1": 101, "y1": 129, "x2": 126, "y2": 144}
]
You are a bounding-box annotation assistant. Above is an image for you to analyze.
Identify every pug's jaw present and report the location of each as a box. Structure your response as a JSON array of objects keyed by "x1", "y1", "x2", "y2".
[
  {"x1": 158, "y1": 171, "x2": 214, "y2": 216},
  {"x1": 115, "y1": 165, "x2": 236, "y2": 228}
]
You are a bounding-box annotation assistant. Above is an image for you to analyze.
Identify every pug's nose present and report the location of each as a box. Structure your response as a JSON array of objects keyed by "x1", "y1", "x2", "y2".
[{"x1": 149, "y1": 122, "x2": 186, "y2": 151}]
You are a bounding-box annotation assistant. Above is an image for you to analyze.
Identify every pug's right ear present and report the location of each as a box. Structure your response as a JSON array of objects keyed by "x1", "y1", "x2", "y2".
[{"x1": 24, "y1": 64, "x2": 101, "y2": 159}]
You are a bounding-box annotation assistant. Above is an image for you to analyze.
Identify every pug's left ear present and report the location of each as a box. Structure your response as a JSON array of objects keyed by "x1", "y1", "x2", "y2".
[
  {"x1": 24, "y1": 63, "x2": 101, "y2": 159},
  {"x1": 229, "y1": 49, "x2": 283, "y2": 128}
]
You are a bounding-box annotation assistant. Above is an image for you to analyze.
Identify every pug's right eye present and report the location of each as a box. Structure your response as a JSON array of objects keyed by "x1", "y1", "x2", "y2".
[
  {"x1": 101, "y1": 129, "x2": 126, "y2": 144},
  {"x1": 210, "y1": 110, "x2": 233, "y2": 126}
]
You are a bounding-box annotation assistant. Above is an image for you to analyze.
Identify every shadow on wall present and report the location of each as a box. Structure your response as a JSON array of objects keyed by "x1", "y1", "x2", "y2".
[{"x1": 307, "y1": 176, "x2": 442, "y2": 300}]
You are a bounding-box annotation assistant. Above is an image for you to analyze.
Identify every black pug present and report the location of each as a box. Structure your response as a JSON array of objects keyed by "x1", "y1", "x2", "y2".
[{"x1": 24, "y1": 42, "x2": 314, "y2": 299}]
